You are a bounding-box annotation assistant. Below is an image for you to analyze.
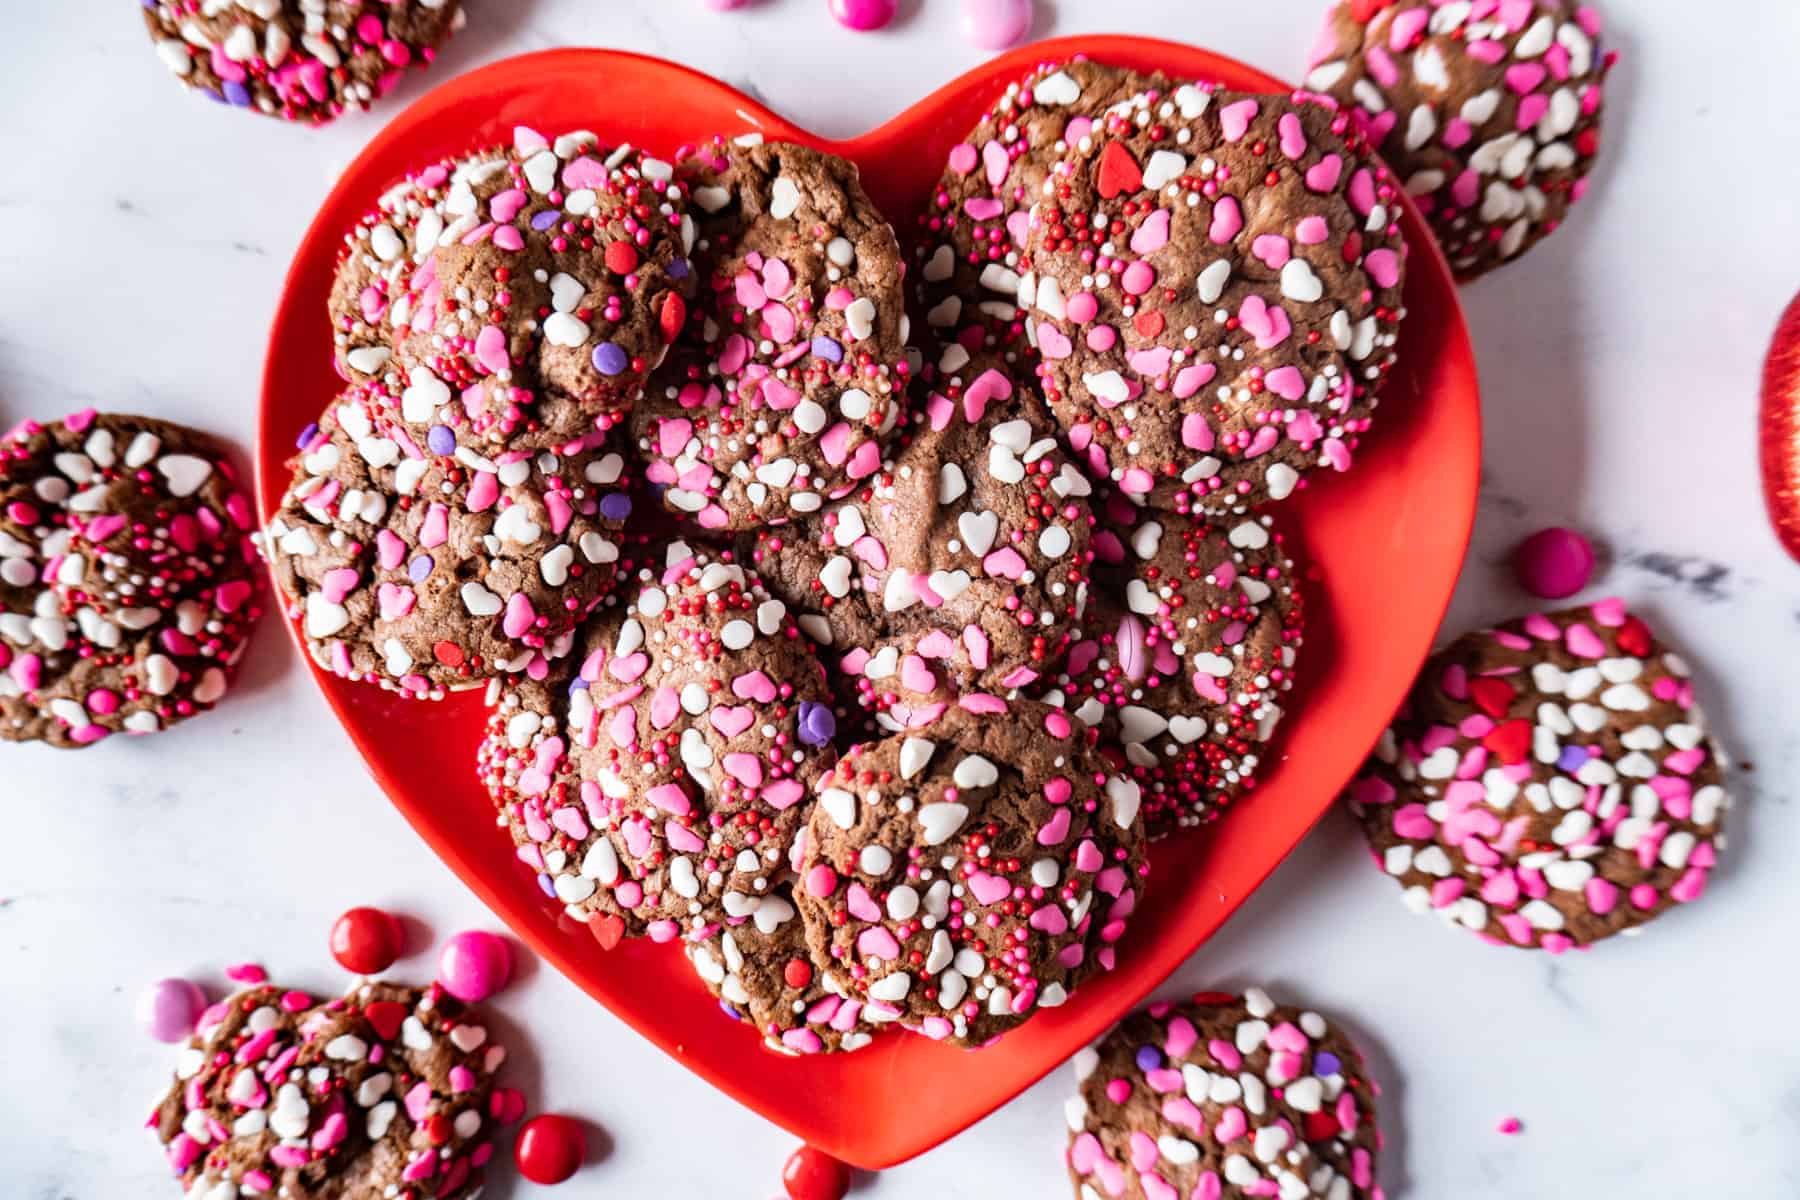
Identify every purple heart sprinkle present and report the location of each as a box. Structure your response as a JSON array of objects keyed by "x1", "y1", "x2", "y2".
[
  {"x1": 810, "y1": 336, "x2": 844, "y2": 364},
  {"x1": 1314, "y1": 1051, "x2": 1342, "y2": 1077},
  {"x1": 223, "y1": 81, "x2": 252, "y2": 108},
  {"x1": 599, "y1": 493, "x2": 632, "y2": 522},
  {"x1": 408, "y1": 555, "x2": 434, "y2": 583},
  {"x1": 295, "y1": 422, "x2": 319, "y2": 450},
  {"x1": 668, "y1": 257, "x2": 691, "y2": 280},
  {"x1": 1134, "y1": 1045, "x2": 1164, "y2": 1072},
  {"x1": 797, "y1": 700, "x2": 836, "y2": 748},
  {"x1": 531, "y1": 210, "x2": 560, "y2": 231},
  {"x1": 427, "y1": 424, "x2": 456, "y2": 455},
  {"x1": 1556, "y1": 744, "x2": 1590, "y2": 774}
]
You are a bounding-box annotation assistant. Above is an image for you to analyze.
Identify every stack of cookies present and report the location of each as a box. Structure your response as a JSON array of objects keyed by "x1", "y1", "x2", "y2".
[{"x1": 266, "y1": 55, "x2": 1414, "y2": 1054}]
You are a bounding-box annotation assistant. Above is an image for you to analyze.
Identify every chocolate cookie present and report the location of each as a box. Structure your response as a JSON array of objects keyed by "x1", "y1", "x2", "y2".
[
  {"x1": 1066, "y1": 988, "x2": 1382, "y2": 1200},
  {"x1": 632, "y1": 138, "x2": 910, "y2": 530},
  {"x1": 330, "y1": 126, "x2": 692, "y2": 453},
  {"x1": 1347, "y1": 599, "x2": 1731, "y2": 952},
  {"x1": 264, "y1": 395, "x2": 632, "y2": 698},
  {"x1": 477, "y1": 542, "x2": 839, "y2": 941},
  {"x1": 1305, "y1": 0, "x2": 1612, "y2": 280},
  {"x1": 914, "y1": 58, "x2": 1168, "y2": 381},
  {"x1": 143, "y1": 0, "x2": 464, "y2": 124},
  {"x1": 686, "y1": 885, "x2": 883, "y2": 1055},
  {"x1": 1022, "y1": 85, "x2": 1407, "y2": 513},
  {"x1": 0, "y1": 410, "x2": 260, "y2": 747},
  {"x1": 740, "y1": 367, "x2": 1096, "y2": 734},
  {"x1": 1049, "y1": 501, "x2": 1305, "y2": 839},
  {"x1": 795, "y1": 700, "x2": 1148, "y2": 1046},
  {"x1": 150, "y1": 980, "x2": 513, "y2": 1199}
]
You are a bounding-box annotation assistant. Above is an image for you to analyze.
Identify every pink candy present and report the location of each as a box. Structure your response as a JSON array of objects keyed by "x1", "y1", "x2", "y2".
[
  {"x1": 438, "y1": 930, "x2": 513, "y2": 1003},
  {"x1": 1512, "y1": 527, "x2": 1596, "y2": 599},
  {"x1": 828, "y1": 0, "x2": 896, "y2": 31},
  {"x1": 138, "y1": 977, "x2": 208, "y2": 1043},
  {"x1": 959, "y1": 0, "x2": 1031, "y2": 50}
]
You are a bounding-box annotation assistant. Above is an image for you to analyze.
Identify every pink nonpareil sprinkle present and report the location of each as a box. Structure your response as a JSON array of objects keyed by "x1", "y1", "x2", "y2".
[{"x1": 1497, "y1": 1116, "x2": 1524, "y2": 1136}]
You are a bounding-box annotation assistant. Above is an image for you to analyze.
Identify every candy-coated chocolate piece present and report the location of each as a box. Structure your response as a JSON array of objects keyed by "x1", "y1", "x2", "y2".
[
  {"x1": 782, "y1": 1144, "x2": 852, "y2": 1200},
  {"x1": 1511, "y1": 527, "x2": 1595, "y2": 599},
  {"x1": 438, "y1": 930, "x2": 513, "y2": 1002},
  {"x1": 137, "y1": 978, "x2": 207, "y2": 1044},
  {"x1": 515, "y1": 1114, "x2": 587, "y2": 1184},
  {"x1": 827, "y1": 0, "x2": 896, "y2": 31},
  {"x1": 330, "y1": 906, "x2": 405, "y2": 975},
  {"x1": 959, "y1": 0, "x2": 1031, "y2": 49}
]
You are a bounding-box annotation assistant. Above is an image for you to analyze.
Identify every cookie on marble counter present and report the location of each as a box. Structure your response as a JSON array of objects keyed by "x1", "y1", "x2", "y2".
[
  {"x1": 795, "y1": 700, "x2": 1147, "y2": 1047},
  {"x1": 1021, "y1": 85, "x2": 1406, "y2": 514},
  {"x1": 686, "y1": 885, "x2": 883, "y2": 1056},
  {"x1": 1305, "y1": 0, "x2": 1612, "y2": 280},
  {"x1": 913, "y1": 57, "x2": 1169, "y2": 381},
  {"x1": 1048, "y1": 499, "x2": 1305, "y2": 839},
  {"x1": 262, "y1": 394, "x2": 632, "y2": 699},
  {"x1": 1065, "y1": 987, "x2": 1383, "y2": 1200},
  {"x1": 0, "y1": 409, "x2": 261, "y2": 747},
  {"x1": 1347, "y1": 598, "x2": 1730, "y2": 952},
  {"x1": 143, "y1": 0, "x2": 464, "y2": 124},
  {"x1": 740, "y1": 366, "x2": 1096, "y2": 734},
  {"x1": 149, "y1": 979, "x2": 514, "y2": 1199},
  {"x1": 330, "y1": 126, "x2": 692, "y2": 452},
  {"x1": 477, "y1": 542, "x2": 839, "y2": 941},
  {"x1": 632, "y1": 138, "x2": 910, "y2": 530}
]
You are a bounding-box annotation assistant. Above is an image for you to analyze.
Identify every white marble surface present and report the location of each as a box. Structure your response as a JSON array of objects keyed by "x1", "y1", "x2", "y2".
[{"x1": 3, "y1": 1, "x2": 1798, "y2": 1196}]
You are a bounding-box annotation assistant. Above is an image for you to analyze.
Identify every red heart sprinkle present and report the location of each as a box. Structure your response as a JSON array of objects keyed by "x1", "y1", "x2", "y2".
[
  {"x1": 1096, "y1": 141, "x2": 1144, "y2": 199},
  {"x1": 1305, "y1": 1111, "x2": 1343, "y2": 1141},
  {"x1": 1134, "y1": 310, "x2": 1166, "y2": 338},
  {"x1": 1350, "y1": 0, "x2": 1398, "y2": 21},
  {"x1": 363, "y1": 999, "x2": 407, "y2": 1042},
  {"x1": 1482, "y1": 718, "x2": 1532, "y2": 765},
  {"x1": 1341, "y1": 231, "x2": 1363, "y2": 264},
  {"x1": 1615, "y1": 616, "x2": 1652, "y2": 658},
  {"x1": 1468, "y1": 677, "x2": 1516, "y2": 719},
  {"x1": 588, "y1": 914, "x2": 626, "y2": 951},
  {"x1": 433, "y1": 641, "x2": 464, "y2": 667}
]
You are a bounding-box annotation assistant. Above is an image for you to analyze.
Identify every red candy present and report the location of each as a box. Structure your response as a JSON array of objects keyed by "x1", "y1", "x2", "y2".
[
  {"x1": 782, "y1": 1145, "x2": 851, "y2": 1200},
  {"x1": 514, "y1": 1114, "x2": 586, "y2": 1184},
  {"x1": 330, "y1": 906, "x2": 404, "y2": 975},
  {"x1": 1760, "y1": 287, "x2": 1800, "y2": 563}
]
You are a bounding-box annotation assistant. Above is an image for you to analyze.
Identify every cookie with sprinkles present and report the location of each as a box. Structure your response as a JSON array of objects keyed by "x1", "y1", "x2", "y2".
[
  {"x1": 1021, "y1": 85, "x2": 1407, "y2": 513},
  {"x1": 915, "y1": 57, "x2": 1169, "y2": 382},
  {"x1": 477, "y1": 542, "x2": 840, "y2": 941},
  {"x1": 1304, "y1": 0, "x2": 1612, "y2": 279},
  {"x1": 263, "y1": 394, "x2": 632, "y2": 699},
  {"x1": 686, "y1": 885, "x2": 883, "y2": 1056},
  {"x1": 1347, "y1": 599, "x2": 1731, "y2": 952},
  {"x1": 1047, "y1": 499, "x2": 1305, "y2": 839},
  {"x1": 795, "y1": 700, "x2": 1148, "y2": 1046},
  {"x1": 631, "y1": 137, "x2": 910, "y2": 530},
  {"x1": 740, "y1": 367, "x2": 1096, "y2": 734},
  {"x1": 0, "y1": 410, "x2": 260, "y2": 747},
  {"x1": 1065, "y1": 987, "x2": 1383, "y2": 1200},
  {"x1": 329, "y1": 126, "x2": 692, "y2": 452},
  {"x1": 143, "y1": 0, "x2": 465, "y2": 124},
  {"x1": 149, "y1": 979, "x2": 518, "y2": 1199}
]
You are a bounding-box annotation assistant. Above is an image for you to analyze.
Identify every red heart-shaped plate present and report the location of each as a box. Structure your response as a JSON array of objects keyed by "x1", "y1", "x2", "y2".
[{"x1": 257, "y1": 39, "x2": 1479, "y2": 1168}]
